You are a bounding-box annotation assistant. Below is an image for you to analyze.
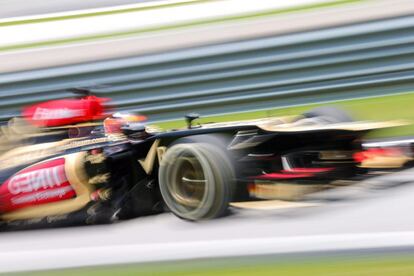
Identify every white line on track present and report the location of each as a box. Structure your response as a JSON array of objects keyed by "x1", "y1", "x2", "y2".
[
  {"x1": 0, "y1": 0, "x2": 332, "y2": 48},
  {"x1": 2, "y1": 231, "x2": 414, "y2": 273},
  {"x1": 0, "y1": 0, "x2": 196, "y2": 24}
]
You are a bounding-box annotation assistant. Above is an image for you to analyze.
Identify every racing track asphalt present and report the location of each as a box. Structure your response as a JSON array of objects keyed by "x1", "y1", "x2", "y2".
[{"x1": 1, "y1": 168, "x2": 414, "y2": 273}]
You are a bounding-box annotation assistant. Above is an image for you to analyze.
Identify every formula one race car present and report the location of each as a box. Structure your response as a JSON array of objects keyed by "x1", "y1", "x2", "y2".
[{"x1": 0, "y1": 92, "x2": 403, "y2": 229}]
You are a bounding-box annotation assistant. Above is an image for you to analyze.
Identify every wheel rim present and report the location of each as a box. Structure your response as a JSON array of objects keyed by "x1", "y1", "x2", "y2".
[
  {"x1": 170, "y1": 154, "x2": 207, "y2": 210},
  {"x1": 160, "y1": 145, "x2": 216, "y2": 219}
]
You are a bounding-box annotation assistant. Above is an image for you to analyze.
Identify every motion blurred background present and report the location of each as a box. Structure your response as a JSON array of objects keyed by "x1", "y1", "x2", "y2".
[{"x1": 1, "y1": 0, "x2": 414, "y2": 275}]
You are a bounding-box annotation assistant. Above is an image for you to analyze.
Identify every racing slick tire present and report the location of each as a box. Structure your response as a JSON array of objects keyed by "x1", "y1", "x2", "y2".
[{"x1": 159, "y1": 141, "x2": 235, "y2": 221}]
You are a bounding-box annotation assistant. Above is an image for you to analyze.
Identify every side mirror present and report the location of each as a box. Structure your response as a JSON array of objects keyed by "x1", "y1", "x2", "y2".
[{"x1": 185, "y1": 113, "x2": 200, "y2": 129}]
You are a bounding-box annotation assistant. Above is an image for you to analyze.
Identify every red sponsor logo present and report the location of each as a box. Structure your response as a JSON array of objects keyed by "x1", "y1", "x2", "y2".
[
  {"x1": 8, "y1": 164, "x2": 67, "y2": 194},
  {"x1": 22, "y1": 96, "x2": 109, "y2": 127},
  {"x1": 0, "y1": 158, "x2": 76, "y2": 212},
  {"x1": 32, "y1": 107, "x2": 85, "y2": 120}
]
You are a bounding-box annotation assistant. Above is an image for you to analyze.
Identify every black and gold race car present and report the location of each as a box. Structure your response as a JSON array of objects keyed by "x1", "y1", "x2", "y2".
[{"x1": 0, "y1": 93, "x2": 403, "y2": 229}]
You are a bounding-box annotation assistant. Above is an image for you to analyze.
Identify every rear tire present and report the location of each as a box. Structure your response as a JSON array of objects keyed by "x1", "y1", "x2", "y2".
[{"x1": 159, "y1": 141, "x2": 235, "y2": 221}]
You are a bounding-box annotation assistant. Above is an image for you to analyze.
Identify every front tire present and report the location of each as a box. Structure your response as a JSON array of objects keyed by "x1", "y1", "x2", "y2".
[{"x1": 159, "y1": 142, "x2": 234, "y2": 221}]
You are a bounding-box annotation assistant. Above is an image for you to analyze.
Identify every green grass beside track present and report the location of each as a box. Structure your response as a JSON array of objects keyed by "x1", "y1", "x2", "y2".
[
  {"x1": 155, "y1": 92, "x2": 414, "y2": 138},
  {"x1": 13, "y1": 253, "x2": 414, "y2": 276}
]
